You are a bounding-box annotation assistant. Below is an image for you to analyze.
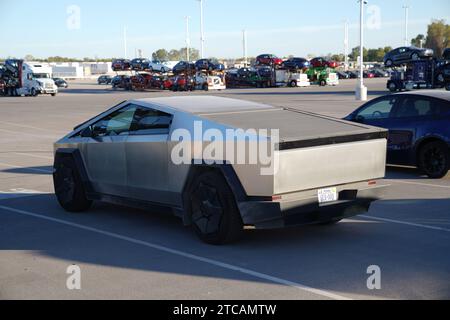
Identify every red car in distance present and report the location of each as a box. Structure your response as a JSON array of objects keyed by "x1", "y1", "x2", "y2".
[
  {"x1": 310, "y1": 57, "x2": 338, "y2": 69},
  {"x1": 256, "y1": 54, "x2": 283, "y2": 67},
  {"x1": 112, "y1": 59, "x2": 132, "y2": 71}
]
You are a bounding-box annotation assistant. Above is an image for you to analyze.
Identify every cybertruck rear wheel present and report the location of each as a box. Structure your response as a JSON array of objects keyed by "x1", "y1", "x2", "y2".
[
  {"x1": 189, "y1": 171, "x2": 243, "y2": 245},
  {"x1": 54, "y1": 157, "x2": 92, "y2": 212}
]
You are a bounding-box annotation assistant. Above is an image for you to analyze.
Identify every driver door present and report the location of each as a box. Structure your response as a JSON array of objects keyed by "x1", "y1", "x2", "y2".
[{"x1": 81, "y1": 104, "x2": 138, "y2": 197}]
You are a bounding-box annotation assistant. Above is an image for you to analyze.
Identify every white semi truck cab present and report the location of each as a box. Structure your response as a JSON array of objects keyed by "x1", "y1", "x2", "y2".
[{"x1": 21, "y1": 62, "x2": 58, "y2": 96}]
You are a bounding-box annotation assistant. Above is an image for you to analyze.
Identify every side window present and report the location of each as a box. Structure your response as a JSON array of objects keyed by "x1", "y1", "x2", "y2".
[
  {"x1": 92, "y1": 105, "x2": 137, "y2": 137},
  {"x1": 129, "y1": 107, "x2": 173, "y2": 136},
  {"x1": 393, "y1": 97, "x2": 436, "y2": 118},
  {"x1": 356, "y1": 98, "x2": 396, "y2": 120}
]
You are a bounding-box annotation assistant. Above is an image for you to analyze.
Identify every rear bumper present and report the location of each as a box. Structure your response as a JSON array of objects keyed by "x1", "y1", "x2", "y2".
[{"x1": 238, "y1": 183, "x2": 386, "y2": 229}]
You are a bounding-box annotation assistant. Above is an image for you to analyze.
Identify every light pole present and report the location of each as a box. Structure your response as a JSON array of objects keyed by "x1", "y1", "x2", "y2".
[
  {"x1": 198, "y1": 0, "x2": 205, "y2": 58},
  {"x1": 356, "y1": 0, "x2": 367, "y2": 101},
  {"x1": 185, "y1": 16, "x2": 191, "y2": 61},
  {"x1": 344, "y1": 20, "x2": 349, "y2": 71},
  {"x1": 403, "y1": 5, "x2": 409, "y2": 46},
  {"x1": 123, "y1": 26, "x2": 127, "y2": 59},
  {"x1": 243, "y1": 29, "x2": 248, "y2": 67}
]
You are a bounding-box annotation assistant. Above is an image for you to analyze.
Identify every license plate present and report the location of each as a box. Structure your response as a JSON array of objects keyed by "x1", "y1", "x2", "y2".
[{"x1": 318, "y1": 187, "x2": 338, "y2": 204}]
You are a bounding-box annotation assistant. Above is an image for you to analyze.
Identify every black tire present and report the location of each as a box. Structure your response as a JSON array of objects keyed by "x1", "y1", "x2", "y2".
[
  {"x1": 188, "y1": 171, "x2": 244, "y2": 245},
  {"x1": 385, "y1": 59, "x2": 393, "y2": 67},
  {"x1": 418, "y1": 141, "x2": 449, "y2": 179},
  {"x1": 289, "y1": 80, "x2": 297, "y2": 87},
  {"x1": 446, "y1": 84, "x2": 450, "y2": 91},
  {"x1": 30, "y1": 88, "x2": 37, "y2": 97},
  {"x1": 203, "y1": 83, "x2": 209, "y2": 91},
  {"x1": 51, "y1": 93, "x2": 56, "y2": 97},
  {"x1": 319, "y1": 79, "x2": 326, "y2": 87},
  {"x1": 388, "y1": 82, "x2": 398, "y2": 92},
  {"x1": 53, "y1": 156, "x2": 92, "y2": 212}
]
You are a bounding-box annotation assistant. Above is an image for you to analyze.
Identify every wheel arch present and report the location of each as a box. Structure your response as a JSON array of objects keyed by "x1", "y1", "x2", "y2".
[
  {"x1": 54, "y1": 148, "x2": 94, "y2": 195},
  {"x1": 414, "y1": 136, "x2": 449, "y2": 165},
  {"x1": 180, "y1": 163, "x2": 247, "y2": 226}
]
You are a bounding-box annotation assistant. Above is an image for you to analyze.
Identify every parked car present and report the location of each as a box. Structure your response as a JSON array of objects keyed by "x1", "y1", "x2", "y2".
[
  {"x1": 131, "y1": 58, "x2": 150, "y2": 71},
  {"x1": 345, "y1": 70, "x2": 359, "y2": 79},
  {"x1": 345, "y1": 91, "x2": 450, "y2": 178},
  {"x1": 162, "y1": 61, "x2": 179, "y2": 71},
  {"x1": 336, "y1": 71, "x2": 350, "y2": 79},
  {"x1": 112, "y1": 59, "x2": 131, "y2": 71},
  {"x1": 364, "y1": 71, "x2": 375, "y2": 78},
  {"x1": 255, "y1": 54, "x2": 283, "y2": 67},
  {"x1": 371, "y1": 69, "x2": 390, "y2": 78},
  {"x1": 172, "y1": 75, "x2": 195, "y2": 91},
  {"x1": 111, "y1": 75, "x2": 132, "y2": 90},
  {"x1": 195, "y1": 59, "x2": 219, "y2": 71},
  {"x1": 97, "y1": 75, "x2": 112, "y2": 85},
  {"x1": 147, "y1": 60, "x2": 170, "y2": 73},
  {"x1": 53, "y1": 96, "x2": 387, "y2": 244},
  {"x1": 53, "y1": 78, "x2": 68, "y2": 88},
  {"x1": 310, "y1": 57, "x2": 338, "y2": 69},
  {"x1": 172, "y1": 61, "x2": 196, "y2": 75},
  {"x1": 384, "y1": 46, "x2": 434, "y2": 67},
  {"x1": 281, "y1": 57, "x2": 310, "y2": 70}
]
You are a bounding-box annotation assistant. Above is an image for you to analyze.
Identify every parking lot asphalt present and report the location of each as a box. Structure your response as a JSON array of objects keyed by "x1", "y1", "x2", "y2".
[{"x1": 0, "y1": 78, "x2": 449, "y2": 300}]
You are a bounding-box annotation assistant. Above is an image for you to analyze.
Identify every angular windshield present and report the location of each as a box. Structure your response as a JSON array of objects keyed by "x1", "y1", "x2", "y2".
[{"x1": 33, "y1": 73, "x2": 51, "y2": 79}]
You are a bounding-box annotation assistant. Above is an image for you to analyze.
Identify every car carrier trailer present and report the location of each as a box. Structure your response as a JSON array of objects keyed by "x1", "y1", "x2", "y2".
[
  {"x1": 0, "y1": 59, "x2": 58, "y2": 96},
  {"x1": 387, "y1": 49, "x2": 450, "y2": 92}
]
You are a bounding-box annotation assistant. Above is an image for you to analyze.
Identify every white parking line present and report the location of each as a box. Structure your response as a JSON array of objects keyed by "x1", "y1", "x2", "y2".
[
  {"x1": 359, "y1": 215, "x2": 450, "y2": 233},
  {"x1": 13, "y1": 153, "x2": 54, "y2": 160},
  {"x1": 0, "y1": 128, "x2": 59, "y2": 140},
  {"x1": 0, "y1": 162, "x2": 53, "y2": 174},
  {"x1": 0, "y1": 204, "x2": 351, "y2": 301},
  {"x1": 385, "y1": 179, "x2": 450, "y2": 190},
  {"x1": 0, "y1": 120, "x2": 65, "y2": 134}
]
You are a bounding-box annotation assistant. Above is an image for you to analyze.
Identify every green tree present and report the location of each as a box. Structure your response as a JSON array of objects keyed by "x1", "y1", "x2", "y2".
[
  {"x1": 424, "y1": 19, "x2": 450, "y2": 57},
  {"x1": 411, "y1": 34, "x2": 426, "y2": 47},
  {"x1": 349, "y1": 47, "x2": 368, "y2": 61},
  {"x1": 330, "y1": 54, "x2": 344, "y2": 62},
  {"x1": 152, "y1": 49, "x2": 169, "y2": 61}
]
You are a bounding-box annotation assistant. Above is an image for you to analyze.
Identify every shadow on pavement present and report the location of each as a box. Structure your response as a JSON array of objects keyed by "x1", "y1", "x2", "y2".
[
  {"x1": 1, "y1": 193, "x2": 449, "y2": 299},
  {"x1": 1, "y1": 166, "x2": 53, "y2": 175}
]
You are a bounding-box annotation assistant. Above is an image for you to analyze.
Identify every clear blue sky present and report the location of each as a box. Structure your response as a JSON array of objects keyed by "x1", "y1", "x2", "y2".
[{"x1": 1, "y1": 0, "x2": 449, "y2": 59}]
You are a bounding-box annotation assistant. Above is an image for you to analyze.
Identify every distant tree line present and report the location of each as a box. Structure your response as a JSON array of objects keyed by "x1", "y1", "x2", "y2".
[{"x1": 151, "y1": 47, "x2": 200, "y2": 62}]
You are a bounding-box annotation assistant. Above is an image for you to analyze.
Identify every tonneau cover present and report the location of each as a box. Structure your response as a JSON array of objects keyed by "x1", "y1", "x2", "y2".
[{"x1": 202, "y1": 108, "x2": 388, "y2": 150}]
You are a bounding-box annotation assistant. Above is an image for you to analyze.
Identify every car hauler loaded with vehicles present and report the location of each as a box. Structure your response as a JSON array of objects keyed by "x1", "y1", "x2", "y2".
[
  {"x1": 0, "y1": 59, "x2": 58, "y2": 96},
  {"x1": 53, "y1": 96, "x2": 388, "y2": 244}
]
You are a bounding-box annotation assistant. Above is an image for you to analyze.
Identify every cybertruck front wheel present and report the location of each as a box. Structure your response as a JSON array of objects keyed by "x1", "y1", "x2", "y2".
[
  {"x1": 189, "y1": 171, "x2": 243, "y2": 245},
  {"x1": 53, "y1": 157, "x2": 92, "y2": 212}
]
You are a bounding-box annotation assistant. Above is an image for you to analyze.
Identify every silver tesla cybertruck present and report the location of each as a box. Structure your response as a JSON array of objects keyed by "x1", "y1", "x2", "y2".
[{"x1": 53, "y1": 96, "x2": 388, "y2": 244}]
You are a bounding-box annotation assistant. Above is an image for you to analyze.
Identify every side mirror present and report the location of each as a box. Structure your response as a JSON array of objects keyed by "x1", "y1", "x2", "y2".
[
  {"x1": 355, "y1": 115, "x2": 365, "y2": 123},
  {"x1": 80, "y1": 126, "x2": 94, "y2": 138}
]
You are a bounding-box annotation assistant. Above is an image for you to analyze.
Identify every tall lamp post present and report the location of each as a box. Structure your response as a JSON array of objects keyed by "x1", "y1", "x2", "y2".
[
  {"x1": 243, "y1": 29, "x2": 248, "y2": 67},
  {"x1": 198, "y1": 0, "x2": 205, "y2": 58},
  {"x1": 185, "y1": 16, "x2": 191, "y2": 61},
  {"x1": 356, "y1": 0, "x2": 368, "y2": 101},
  {"x1": 403, "y1": 5, "x2": 410, "y2": 46}
]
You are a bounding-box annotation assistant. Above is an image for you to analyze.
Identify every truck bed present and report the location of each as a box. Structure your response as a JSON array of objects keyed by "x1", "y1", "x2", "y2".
[
  {"x1": 203, "y1": 108, "x2": 388, "y2": 150},
  {"x1": 204, "y1": 108, "x2": 388, "y2": 196}
]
